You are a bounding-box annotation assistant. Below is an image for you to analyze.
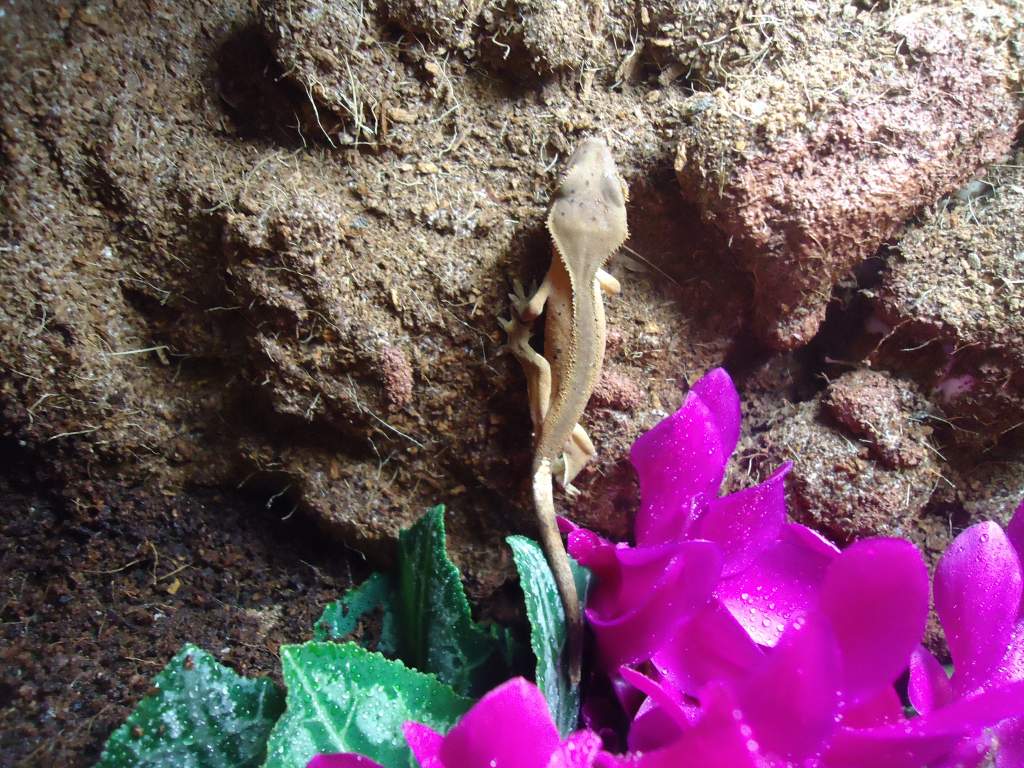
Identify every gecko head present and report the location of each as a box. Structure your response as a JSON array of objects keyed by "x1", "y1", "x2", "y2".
[
  {"x1": 559, "y1": 136, "x2": 629, "y2": 210},
  {"x1": 548, "y1": 136, "x2": 630, "y2": 264}
]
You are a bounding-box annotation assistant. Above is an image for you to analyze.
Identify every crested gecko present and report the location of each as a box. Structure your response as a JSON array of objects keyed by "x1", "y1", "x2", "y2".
[{"x1": 500, "y1": 137, "x2": 629, "y2": 683}]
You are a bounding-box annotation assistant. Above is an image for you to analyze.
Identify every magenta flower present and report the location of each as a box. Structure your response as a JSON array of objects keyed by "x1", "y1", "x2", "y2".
[
  {"x1": 567, "y1": 368, "x2": 1024, "y2": 766},
  {"x1": 611, "y1": 511, "x2": 1024, "y2": 768},
  {"x1": 567, "y1": 368, "x2": 834, "y2": 672},
  {"x1": 616, "y1": 537, "x2": 931, "y2": 765},
  {"x1": 307, "y1": 678, "x2": 612, "y2": 768},
  {"x1": 310, "y1": 370, "x2": 1024, "y2": 768},
  {"x1": 904, "y1": 501, "x2": 1024, "y2": 767}
]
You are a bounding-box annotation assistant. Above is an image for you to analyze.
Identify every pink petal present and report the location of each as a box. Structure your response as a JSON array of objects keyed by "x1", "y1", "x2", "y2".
[
  {"x1": 595, "y1": 754, "x2": 638, "y2": 768},
  {"x1": 824, "y1": 681, "x2": 1024, "y2": 768},
  {"x1": 695, "y1": 463, "x2": 791, "y2": 578},
  {"x1": 689, "y1": 367, "x2": 742, "y2": 456},
  {"x1": 931, "y1": 736, "x2": 995, "y2": 768},
  {"x1": 908, "y1": 645, "x2": 953, "y2": 715},
  {"x1": 652, "y1": 600, "x2": 762, "y2": 696},
  {"x1": 403, "y1": 722, "x2": 444, "y2": 768},
  {"x1": 819, "y1": 538, "x2": 929, "y2": 704},
  {"x1": 630, "y1": 370, "x2": 739, "y2": 547},
  {"x1": 586, "y1": 541, "x2": 721, "y2": 668},
  {"x1": 737, "y1": 612, "x2": 841, "y2": 760},
  {"x1": 935, "y1": 522, "x2": 1023, "y2": 694},
  {"x1": 307, "y1": 756, "x2": 384, "y2": 768},
  {"x1": 717, "y1": 523, "x2": 838, "y2": 646},
  {"x1": 438, "y1": 678, "x2": 560, "y2": 768},
  {"x1": 551, "y1": 730, "x2": 604, "y2": 768},
  {"x1": 618, "y1": 666, "x2": 692, "y2": 732},
  {"x1": 992, "y1": 619, "x2": 1024, "y2": 685},
  {"x1": 628, "y1": 697, "x2": 685, "y2": 753},
  {"x1": 1006, "y1": 501, "x2": 1024, "y2": 564},
  {"x1": 841, "y1": 686, "x2": 906, "y2": 728},
  {"x1": 1008, "y1": 501, "x2": 1024, "y2": 617},
  {"x1": 995, "y1": 718, "x2": 1024, "y2": 768},
  {"x1": 635, "y1": 682, "x2": 757, "y2": 768}
]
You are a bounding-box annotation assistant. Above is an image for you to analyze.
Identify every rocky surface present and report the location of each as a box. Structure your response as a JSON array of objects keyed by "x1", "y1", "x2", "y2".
[
  {"x1": 672, "y1": 0, "x2": 1023, "y2": 350},
  {"x1": 0, "y1": 0, "x2": 744, "y2": 598}
]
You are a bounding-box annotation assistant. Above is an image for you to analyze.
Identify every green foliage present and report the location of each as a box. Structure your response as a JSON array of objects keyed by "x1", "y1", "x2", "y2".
[
  {"x1": 262, "y1": 642, "x2": 471, "y2": 768},
  {"x1": 95, "y1": 644, "x2": 284, "y2": 768},
  {"x1": 507, "y1": 535, "x2": 591, "y2": 736},
  {"x1": 396, "y1": 505, "x2": 516, "y2": 697},
  {"x1": 315, "y1": 505, "x2": 517, "y2": 698},
  {"x1": 97, "y1": 507, "x2": 563, "y2": 768},
  {"x1": 313, "y1": 571, "x2": 399, "y2": 655}
]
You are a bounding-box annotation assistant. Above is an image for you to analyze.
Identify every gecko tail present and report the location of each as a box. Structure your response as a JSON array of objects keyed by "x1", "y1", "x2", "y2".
[{"x1": 533, "y1": 459, "x2": 583, "y2": 685}]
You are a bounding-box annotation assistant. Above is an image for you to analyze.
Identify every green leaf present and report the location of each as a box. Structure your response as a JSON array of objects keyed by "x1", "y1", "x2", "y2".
[
  {"x1": 95, "y1": 644, "x2": 284, "y2": 768},
  {"x1": 313, "y1": 572, "x2": 399, "y2": 655},
  {"x1": 262, "y1": 641, "x2": 471, "y2": 768},
  {"x1": 395, "y1": 505, "x2": 511, "y2": 697},
  {"x1": 507, "y1": 535, "x2": 591, "y2": 737}
]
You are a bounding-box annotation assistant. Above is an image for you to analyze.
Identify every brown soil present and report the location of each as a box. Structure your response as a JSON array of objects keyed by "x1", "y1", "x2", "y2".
[
  {"x1": 871, "y1": 156, "x2": 1024, "y2": 439},
  {"x1": 1, "y1": 1, "x2": 1022, "y2": 765},
  {"x1": 0, "y1": 445, "x2": 366, "y2": 767}
]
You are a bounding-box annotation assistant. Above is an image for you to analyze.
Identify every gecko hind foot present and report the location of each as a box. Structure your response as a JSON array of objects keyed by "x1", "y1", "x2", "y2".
[{"x1": 498, "y1": 313, "x2": 536, "y2": 360}]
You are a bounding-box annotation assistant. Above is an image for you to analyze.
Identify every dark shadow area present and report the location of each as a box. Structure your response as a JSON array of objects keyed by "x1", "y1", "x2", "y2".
[{"x1": 214, "y1": 24, "x2": 330, "y2": 149}]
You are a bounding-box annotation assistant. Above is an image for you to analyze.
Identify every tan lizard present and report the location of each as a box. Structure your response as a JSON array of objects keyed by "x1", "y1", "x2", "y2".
[{"x1": 500, "y1": 137, "x2": 629, "y2": 683}]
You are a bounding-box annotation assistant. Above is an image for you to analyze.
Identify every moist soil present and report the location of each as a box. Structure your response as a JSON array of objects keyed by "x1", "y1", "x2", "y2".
[{"x1": 0, "y1": 442, "x2": 369, "y2": 767}]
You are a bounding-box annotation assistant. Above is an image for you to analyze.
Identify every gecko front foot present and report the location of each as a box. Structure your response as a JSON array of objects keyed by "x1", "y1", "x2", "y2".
[{"x1": 509, "y1": 278, "x2": 537, "y2": 319}]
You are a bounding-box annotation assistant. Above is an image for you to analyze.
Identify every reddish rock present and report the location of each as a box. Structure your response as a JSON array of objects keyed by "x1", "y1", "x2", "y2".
[
  {"x1": 380, "y1": 346, "x2": 415, "y2": 410},
  {"x1": 675, "y1": 2, "x2": 1022, "y2": 349},
  {"x1": 755, "y1": 374, "x2": 946, "y2": 558},
  {"x1": 590, "y1": 369, "x2": 644, "y2": 413},
  {"x1": 823, "y1": 369, "x2": 931, "y2": 470}
]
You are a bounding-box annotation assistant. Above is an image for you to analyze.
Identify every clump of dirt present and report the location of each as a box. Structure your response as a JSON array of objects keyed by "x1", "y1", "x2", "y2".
[
  {"x1": 382, "y1": 0, "x2": 484, "y2": 52},
  {"x1": 870, "y1": 156, "x2": 1024, "y2": 438},
  {"x1": 754, "y1": 370, "x2": 948, "y2": 555},
  {"x1": 824, "y1": 369, "x2": 932, "y2": 470},
  {"x1": 672, "y1": 0, "x2": 1023, "y2": 349}
]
